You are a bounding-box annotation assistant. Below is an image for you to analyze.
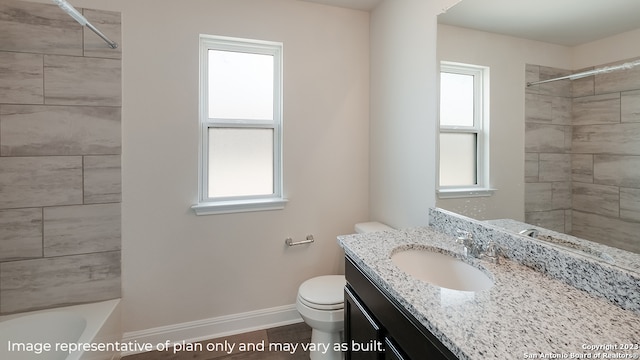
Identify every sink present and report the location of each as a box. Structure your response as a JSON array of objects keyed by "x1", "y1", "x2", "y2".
[{"x1": 391, "y1": 248, "x2": 493, "y2": 292}]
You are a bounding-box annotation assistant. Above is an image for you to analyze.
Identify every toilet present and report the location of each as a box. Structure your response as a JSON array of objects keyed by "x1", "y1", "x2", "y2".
[{"x1": 296, "y1": 221, "x2": 393, "y2": 360}]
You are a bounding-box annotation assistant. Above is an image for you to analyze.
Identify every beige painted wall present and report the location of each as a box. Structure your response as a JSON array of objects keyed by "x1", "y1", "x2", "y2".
[
  {"x1": 572, "y1": 28, "x2": 640, "y2": 69},
  {"x1": 27, "y1": 0, "x2": 370, "y2": 333},
  {"x1": 436, "y1": 24, "x2": 573, "y2": 221},
  {"x1": 369, "y1": 0, "x2": 459, "y2": 229}
]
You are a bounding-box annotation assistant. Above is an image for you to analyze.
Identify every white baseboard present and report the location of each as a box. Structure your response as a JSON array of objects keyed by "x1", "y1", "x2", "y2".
[{"x1": 121, "y1": 304, "x2": 302, "y2": 356}]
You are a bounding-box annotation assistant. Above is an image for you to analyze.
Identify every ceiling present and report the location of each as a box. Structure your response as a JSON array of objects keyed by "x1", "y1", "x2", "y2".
[
  {"x1": 300, "y1": 0, "x2": 640, "y2": 47},
  {"x1": 299, "y1": 0, "x2": 382, "y2": 11},
  {"x1": 438, "y1": 0, "x2": 640, "y2": 46}
]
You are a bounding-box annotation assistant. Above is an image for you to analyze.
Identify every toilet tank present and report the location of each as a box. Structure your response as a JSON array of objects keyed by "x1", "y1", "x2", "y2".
[{"x1": 354, "y1": 222, "x2": 393, "y2": 234}]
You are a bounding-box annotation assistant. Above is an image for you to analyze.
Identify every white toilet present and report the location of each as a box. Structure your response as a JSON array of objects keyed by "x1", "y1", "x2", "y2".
[{"x1": 296, "y1": 222, "x2": 393, "y2": 360}]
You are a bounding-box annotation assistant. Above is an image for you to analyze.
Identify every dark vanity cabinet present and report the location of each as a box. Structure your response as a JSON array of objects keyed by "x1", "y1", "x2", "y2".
[{"x1": 344, "y1": 256, "x2": 458, "y2": 360}]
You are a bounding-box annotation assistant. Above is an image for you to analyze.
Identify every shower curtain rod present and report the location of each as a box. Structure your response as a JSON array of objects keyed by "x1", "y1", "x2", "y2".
[
  {"x1": 526, "y1": 59, "x2": 640, "y2": 87},
  {"x1": 51, "y1": 0, "x2": 118, "y2": 49}
]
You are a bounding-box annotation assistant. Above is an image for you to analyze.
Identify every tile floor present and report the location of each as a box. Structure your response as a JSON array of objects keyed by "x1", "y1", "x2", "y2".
[{"x1": 122, "y1": 322, "x2": 312, "y2": 360}]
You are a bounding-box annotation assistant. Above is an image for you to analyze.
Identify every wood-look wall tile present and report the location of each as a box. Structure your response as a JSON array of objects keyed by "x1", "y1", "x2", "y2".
[
  {"x1": 573, "y1": 123, "x2": 640, "y2": 155},
  {"x1": 572, "y1": 182, "x2": 619, "y2": 218},
  {"x1": 621, "y1": 90, "x2": 640, "y2": 123},
  {"x1": 572, "y1": 70, "x2": 594, "y2": 98},
  {"x1": 0, "y1": 157, "x2": 82, "y2": 208},
  {"x1": 539, "y1": 153, "x2": 571, "y2": 182},
  {"x1": 538, "y1": 66, "x2": 572, "y2": 97},
  {"x1": 551, "y1": 182, "x2": 572, "y2": 209},
  {"x1": 83, "y1": 9, "x2": 122, "y2": 59},
  {"x1": 572, "y1": 93, "x2": 621, "y2": 125},
  {"x1": 525, "y1": 209, "x2": 566, "y2": 233},
  {"x1": 44, "y1": 204, "x2": 120, "y2": 257},
  {"x1": 0, "y1": 0, "x2": 82, "y2": 56},
  {"x1": 0, "y1": 208, "x2": 42, "y2": 261},
  {"x1": 525, "y1": 123, "x2": 568, "y2": 153},
  {"x1": 525, "y1": 153, "x2": 539, "y2": 183},
  {"x1": 44, "y1": 55, "x2": 121, "y2": 106},
  {"x1": 572, "y1": 211, "x2": 639, "y2": 253},
  {"x1": 0, "y1": 105, "x2": 121, "y2": 156},
  {"x1": 564, "y1": 209, "x2": 572, "y2": 233},
  {"x1": 552, "y1": 96, "x2": 572, "y2": 125},
  {"x1": 84, "y1": 155, "x2": 121, "y2": 204},
  {"x1": 620, "y1": 188, "x2": 640, "y2": 222},
  {"x1": 595, "y1": 57, "x2": 640, "y2": 94},
  {"x1": 563, "y1": 125, "x2": 573, "y2": 152},
  {"x1": 525, "y1": 183, "x2": 552, "y2": 212},
  {"x1": 0, "y1": 52, "x2": 44, "y2": 104},
  {"x1": 571, "y1": 154, "x2": 593, "y2": 183},
  {"x1": 525, "y1": 64, "x2": 540, "y2": 95},
  {"x1": 525, "y1": 93, "x2": 552, "y2": 123},
  {"x1": 594, "y1": 155, "x2": 640, "y2": 188},
  {"x1": 0, "y1": 251, "x2": 121, "y2": 314}
]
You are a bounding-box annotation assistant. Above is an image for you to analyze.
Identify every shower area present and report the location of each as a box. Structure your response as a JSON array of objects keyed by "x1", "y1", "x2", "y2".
[
  {"x1": 524, "y1": 57, "x2": 640, "y2": 254},
  {"x1": 0, "y1": 0, "x2": 122, "y2": 314}
]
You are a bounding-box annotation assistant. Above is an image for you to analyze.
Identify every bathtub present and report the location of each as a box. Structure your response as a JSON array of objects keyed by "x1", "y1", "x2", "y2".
[{"x1": 0, "y1": 299, "x2": 121, "y2": 360}]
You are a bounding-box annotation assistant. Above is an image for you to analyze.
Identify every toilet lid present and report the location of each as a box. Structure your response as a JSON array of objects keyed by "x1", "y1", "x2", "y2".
[{"x1": 298, "y1": 275, "x2": 345, "y2": 309}]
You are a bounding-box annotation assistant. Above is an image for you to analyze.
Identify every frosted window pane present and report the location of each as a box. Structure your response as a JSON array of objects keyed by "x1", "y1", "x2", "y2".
[
  {"x1": 440, "y1": 72, "x2": 474, "y2": 127},
  {"x1": 208, "y1": 128, "x2": 274, "y2": 197},
  {"x1": 208, "y1": 50, "x2": 274, "y2": 120},
  {"x1": 439, "y1": 133, "x2": 477, "y2": 186}
]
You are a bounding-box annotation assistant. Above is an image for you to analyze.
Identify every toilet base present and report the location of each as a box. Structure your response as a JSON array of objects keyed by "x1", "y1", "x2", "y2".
[{"x1": 309, "y1": 329, "x2": 343, "y2": 360}]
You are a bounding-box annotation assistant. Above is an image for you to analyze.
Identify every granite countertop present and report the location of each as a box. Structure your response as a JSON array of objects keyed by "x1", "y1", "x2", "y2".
[
  {"x1": 338, "y1": 226, "x2": 640, "y2": 360},
  {"x1": 486, "y1": 218, "x2": 640, "y2": 274}
]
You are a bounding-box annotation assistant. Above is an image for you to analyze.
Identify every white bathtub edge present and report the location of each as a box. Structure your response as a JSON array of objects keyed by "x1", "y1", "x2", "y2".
[{"x1": 0, "y1": 299, "x2": 122, "y2": 360}]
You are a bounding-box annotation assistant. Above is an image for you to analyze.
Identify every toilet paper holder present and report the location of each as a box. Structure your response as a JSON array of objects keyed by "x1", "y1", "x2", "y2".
[{"x1": 285, "y1": 235, "x2": 315, "y2": 246}]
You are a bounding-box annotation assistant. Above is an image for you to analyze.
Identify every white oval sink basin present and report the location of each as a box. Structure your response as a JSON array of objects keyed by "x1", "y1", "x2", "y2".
[{"x1": 391, "y1": 248, "x2": 493, "y2": 292}]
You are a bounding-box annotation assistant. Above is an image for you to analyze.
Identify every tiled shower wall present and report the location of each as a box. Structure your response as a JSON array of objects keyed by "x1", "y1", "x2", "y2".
[
  {"x1": 525, "y1": 58, "x2": 640, "y2": 254},
  {"x1": 524, "y1": 65, "x2": 573, "y2": 233},
  {"x1": 0, "y1": 0, "x2": 122, "y2": 314}
]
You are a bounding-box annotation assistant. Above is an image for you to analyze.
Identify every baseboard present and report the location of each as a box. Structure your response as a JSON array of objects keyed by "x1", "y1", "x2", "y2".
[{"x1": 121, "y1": 304, "x2": 302, "y2": 356}]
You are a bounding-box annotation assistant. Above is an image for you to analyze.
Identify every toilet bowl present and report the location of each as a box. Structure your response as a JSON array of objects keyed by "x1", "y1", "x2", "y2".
[
  {"x1": 296, "y1": 275, "x2": 345, "y2": 360},
  {"x1": 296, "y1": 222, "x2": 393, "y2": 360}
]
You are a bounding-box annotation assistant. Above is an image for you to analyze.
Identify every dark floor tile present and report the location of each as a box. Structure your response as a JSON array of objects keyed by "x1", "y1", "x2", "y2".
[
  {"x1": 122, "y1": 324, "x2": 313, "y2": 360},
  {"x1": 265, "y1": 322, "x2": 312, "y2": 359},
  {"x1": 215, "y1": 350, "x2": 306, "y2": 360},
  {"x1": 266, "y1": 322, "x2": 312, "y2": 344}
]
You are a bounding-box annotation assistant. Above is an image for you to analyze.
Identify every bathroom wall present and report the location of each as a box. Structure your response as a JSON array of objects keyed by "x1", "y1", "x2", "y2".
[
  {"x1": 524, "y1": 51, "x2": 640, "y2": 254},
  {"x1": 437, "y1": 24, "x2": 572, "y2": 221},
  {"x1": 0, "y1": 0, "x2": 122, "y2": 314},
  {"x1": 524, "y1": 64, "x2": 573, "y2": 232},
  {"x1": 22, "y1": 0, "x2": 371, "y2": 336},
  {"x1": 369, "y1": 0, "x2": 460, "y2": 229},
  {"x1": 568, "y1": 56, "x2": 640, "y2": 253},
  {"x1": 437, "y1": 24, "x2": 640, "y2": 255}
]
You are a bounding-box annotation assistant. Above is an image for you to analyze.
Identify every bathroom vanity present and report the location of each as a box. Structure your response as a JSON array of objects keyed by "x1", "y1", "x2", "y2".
[
  {"x1": 338, "y1": 209, "x2": 640, "y2": 360},
  {"x1": 345, "y1": 255, "x2": 456, "y2": 359}
]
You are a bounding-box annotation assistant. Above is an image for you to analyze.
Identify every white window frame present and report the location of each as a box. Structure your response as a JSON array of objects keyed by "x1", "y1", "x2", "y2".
[
  {"x1": 437, "y1": 62, "x2": 494, "y2": 199},
  {"x1": 192, "y1": 35, "x2": 287, "y2": 215}
]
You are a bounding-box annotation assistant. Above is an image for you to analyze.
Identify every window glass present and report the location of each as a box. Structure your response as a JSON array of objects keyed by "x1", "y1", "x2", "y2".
[
  {"x1": 194, "y1": 35, "x2": 285, "y2": 215},
  {"x1": 208, "y1": 128, "x2": 274, "y2": 197},
  {"x1": 440, "y1": 72, "x2": 474, "y2": 127},
  {"x1": 439, "y1": 132, "x2": 477, "y2": 187},
  {"x1": 208, "y1": 50, "x2": 274, "y2": 120}
]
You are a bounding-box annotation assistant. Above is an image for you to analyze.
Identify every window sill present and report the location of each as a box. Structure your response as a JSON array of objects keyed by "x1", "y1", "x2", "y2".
[
  {"x1": 192, "y1": 198, "x2": 288, "y2": 215},
  {"x1": 437, "y1": 188, "x2": 496, "y2": 199}
]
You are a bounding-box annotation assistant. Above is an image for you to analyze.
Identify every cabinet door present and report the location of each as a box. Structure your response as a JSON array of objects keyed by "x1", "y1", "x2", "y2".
[
  {"x1": 344, "y1": 286, "x2": 383, "y2": 360},
  {"x1": 384, "y1": 337, "x2": 407, "y2": 360}
]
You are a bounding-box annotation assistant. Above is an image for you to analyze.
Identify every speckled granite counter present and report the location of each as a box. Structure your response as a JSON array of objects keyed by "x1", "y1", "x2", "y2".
[
  {"x1": 338, "y1": 225, "x2": 640, "y2": 360},
  {"x1": 487, "y1": 218, "x2": 640, "y2": 275}
]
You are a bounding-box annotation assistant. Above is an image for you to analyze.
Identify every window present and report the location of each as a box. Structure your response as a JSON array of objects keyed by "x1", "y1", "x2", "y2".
[
  {"x1": 438, "y1": 62, "x2": 493, "y2": 198},
  {"x1": 193, "y1": 35, "x2": 286, "y2": 215}
]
